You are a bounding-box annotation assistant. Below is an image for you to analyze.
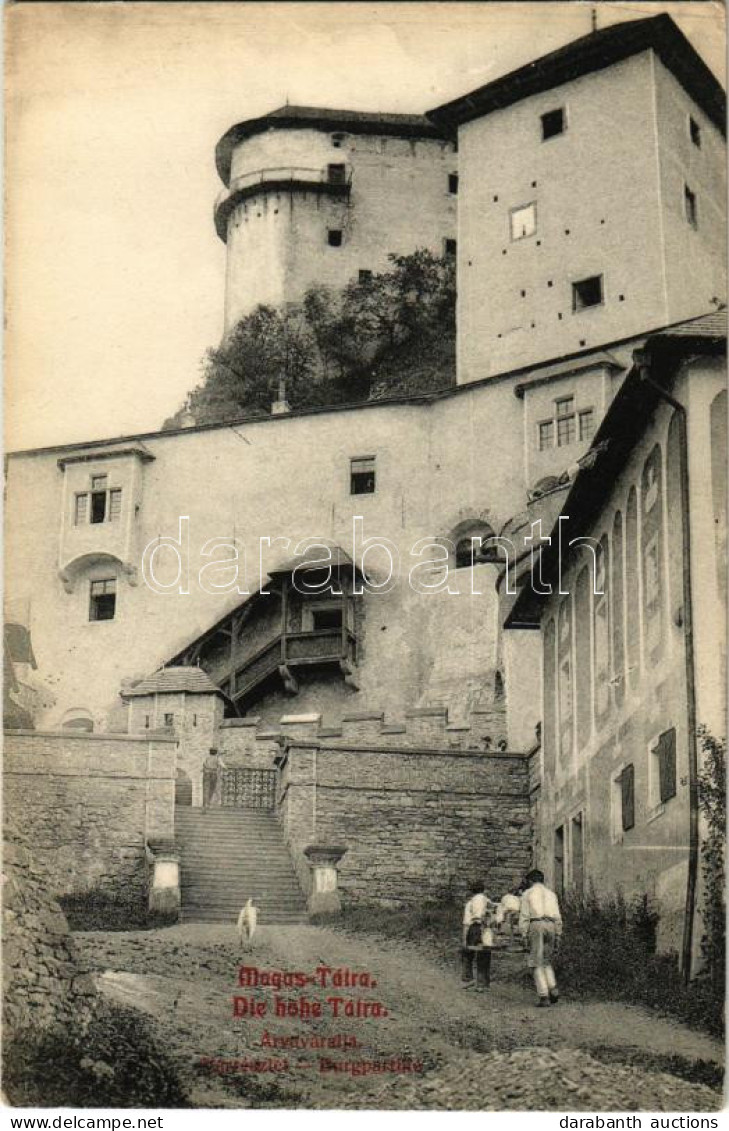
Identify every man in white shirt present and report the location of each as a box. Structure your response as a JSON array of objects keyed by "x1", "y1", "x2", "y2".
[
  {"x1": 518, "y1": 868, "x2": 562, "y2": 1007},
  {"x1": 461, "y1": 881, "x2": 495, "y2": 992}
]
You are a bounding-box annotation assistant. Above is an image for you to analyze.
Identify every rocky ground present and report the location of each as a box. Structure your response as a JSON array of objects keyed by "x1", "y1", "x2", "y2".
[{"x1": 72, "y1": 922, "x2": 724, "y2": 1111}]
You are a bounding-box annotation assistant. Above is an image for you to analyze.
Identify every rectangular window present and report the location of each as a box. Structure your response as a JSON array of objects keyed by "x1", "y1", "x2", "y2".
[
  {"x1": 350, "y1": 456, "x2": 376, "y2": 495},
  {"x1": 91, "y1": 475, "x2": 108, "y2": 491},
  {"x1": 557, "y1": 416, "x2": 576, "y2": 447},
  {"x1": 327, "y1": 229, "x2": 343, "y2": 247},
  {"x1": 689, "y1": 116, "x2": 701, "y2": 148},
  {"x1": 510, "y1": 202, "x2": 537, "y2": 241},
  {"x1": 539, "y1": 421, "x2": 554, "y2": 451},
  {"x1": 311, "y1": 606, "x2": 343, "y2": 632},
  {"x1": 571, "y1": 812, "x2": 584, "y2": 893},
  {"x1": 358, "y1": 269, "x2": 373, "y2": 284},
  {"x1": 90, "y1": 491, "x2": 107, "y2": 523},
  {"x1": 89, "y1": 578, "x2": 116, "y2": 622},
  {"x1": 541, "y1": 107, "x2": 565, "y2": 140},
  {"x1": 327, "y1": 163, "x2": 346, "y2": 185},
  {"x1": 579, "y1": 408, "x2": 595, "y2": 441},
  {"x1": 75, "y1": 493, "x2": 89, "y2": 525},
  {"x1": 144, "y1": 715, "x2": 150, "y2": 729},
  {"x1": 444, "y1": 238, "x2": 457, "y2": 258},
  {"x1": 554, "y1": 825, "x2": 565, "y2": 898},
  {"x1": 556, "y1": 396, "x2": 575, "y2": 417},
  {"x1": 656, "y1": 728, "x2": 677, "y2": 804},
  {"x1": 572, "y1": 275, "x2": 603, "y2": 312},
  {"x1": 331, "y1": 132, "x2": 346, "y2": 149},
  {"x1": 109, "y1": 489, "x2": 122, "y2": 522},
  {"x1": 164, "y1": 713, "x2": 174, "y2": 728},
  {"x1": 448, "y1": 173, "x2": 459, "y2": 195},
  {"x1": 620, "y1": 764, "x2": 635, "y2": 831},
  {"x1": 684, "y1": 184, "x2": 698, "y2": 228}
]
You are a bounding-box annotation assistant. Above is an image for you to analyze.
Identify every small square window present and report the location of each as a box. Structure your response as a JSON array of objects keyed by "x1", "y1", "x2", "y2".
[
  {"x1": 311, "y1": 606, "x2": 343, "y2": 632},
  {"x1": 91, "y1": 475, "x2": 108, "y2": 491},
  {"x1": 444, "y1": 238, "x2": 457, "y2": 258},
  {"x1": 89, "y1": 578, "x2": 116, "y2": 622},
  {"x1": 689, "y1": 117, "x2": 701, "y2": 148},
  {"x1": 350, "y1": 456, "x2": 376, "y2": 495},
  {"x1": 328, "y1": 229, "x2": 343, "y2": 247},
  {"x1": 539, "y1": 421, "x2": 554, "y2": 451},
  {"x1": 510, "y1": 202, "x2": 536, "y2": 241},
  {"x1": 556, "y1": 396, "x2": 574, "y2": 418},
  {"x1": 358, "y1": 269, "x2": 373, "y2": 284},
  {"x1": 684, "y1": 185, "x2": 698, "y2": 228},
  {"x1": 448, "y1": 173, "x2": 459, "y2": 195},
  {"x1": 572, "y1": 275, "x2": 603, "y2": 312},
  {"x1": 331, "y1": 133, "x2": 346, "y2": 149},
  {"x1": 579, "y1": 409, "x2": 595, "y2": 441},
  {"x1": 541, "y1": 107, "x2": 565, "y2": 140},
  {"x1": 327, "y1": 163, "x2": 346, "y2": 185}
]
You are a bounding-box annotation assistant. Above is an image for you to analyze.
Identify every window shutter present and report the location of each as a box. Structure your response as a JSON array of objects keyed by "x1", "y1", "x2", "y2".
[
  {"x1": 75, "y1": 494, "x2": 89, "y2": 525},
  {"x1": 658, "y1": 728, "x2": 677, "y2": 803},
  {"x1": 621, "y1": 764, "x2": 635, "y2": 831},
  {"x1": 109, "y1": 489, "x2": 122, "y2": 522}
]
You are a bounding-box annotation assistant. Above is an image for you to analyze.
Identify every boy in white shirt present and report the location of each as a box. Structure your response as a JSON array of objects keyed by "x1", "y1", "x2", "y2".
[
  {"x1": 518, "y1": 868, "x2": 562, "y2": 1007},
  {"x1": 461, "y1": 881, "x2": 495, "y2": 992}
]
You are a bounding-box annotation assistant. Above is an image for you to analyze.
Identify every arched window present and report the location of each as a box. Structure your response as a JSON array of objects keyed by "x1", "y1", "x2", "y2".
[
  {"x1": 61, "y1": 709, "x2": 94, "y2": 733},
  {"x1": 452, "y1": 522, "x2": 500, "y2": 567}
]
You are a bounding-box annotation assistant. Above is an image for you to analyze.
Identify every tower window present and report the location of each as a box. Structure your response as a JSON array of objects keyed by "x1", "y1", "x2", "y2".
[
  {"x1": 358, "y1": 269, "x2": 373, "y2": 284},
  {"x1": 510, "y1": 202, "x2": 536, "y2": 241},
  {"x1": 444, "y1": 238, "x2": 457, "y2": 258},
  {"x1": 328, "y1": 229, "x2": 343, "y2": 247},
  {"x1": 689, "y1": 116, "x2": 701, "y2": 148},
  {"x1": 327, "y1": 163, "x2": 347, "y2": 186},
  {"x1": 684, "y1": 185, "x2": 698, "y2": 228},
  {"x1": 350, "y1": 456, "x2": 376, "y2": 495},
  {"x1": 89, "y1": 578, "x2": 116, "y2": 622},
  {"x1": 572, "y1": 275, "x2": 603, "y2": 312},
  {"x1": 331, "y1": 132, "x2": 346, "y2": 149},
  {"x1": 448, "y1": 173, "x2": 459, "y2": 194},
  {"x1": 541, "y1": 107, "x2": 565, "y2": 140}
]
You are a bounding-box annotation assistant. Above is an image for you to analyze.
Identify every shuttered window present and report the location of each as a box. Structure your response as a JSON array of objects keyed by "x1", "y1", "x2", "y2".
[
  {"x1": 657, "y1": 728, "x2": 677, "y2": 803},
  {"x1": 109, "y1": 489, "x2": 122, "y2": 522},
  {"x1": 620, "y1": 764, "x2": 635, "y2": 831},
  {"x1": 75, "y1": 493, "x2": 89, "y2": 525}
]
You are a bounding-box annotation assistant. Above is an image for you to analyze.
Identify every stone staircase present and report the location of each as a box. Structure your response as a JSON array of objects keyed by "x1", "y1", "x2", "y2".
[{"x1": 175, "y1": 808, "x2": 308, "y2": 924}]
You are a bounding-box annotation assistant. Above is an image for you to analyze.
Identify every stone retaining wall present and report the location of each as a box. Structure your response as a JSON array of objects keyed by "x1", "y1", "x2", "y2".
[
  {"x1": 4, "y1": 730, "x2": 177, "y2": 921},
  {"x1": 277, "y1": 739, "x2": 531, "y2": 906}
]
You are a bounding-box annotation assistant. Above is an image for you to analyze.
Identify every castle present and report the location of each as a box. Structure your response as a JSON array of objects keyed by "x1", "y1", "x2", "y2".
[{"x1": 5, "y1": 14, "x2": 726, "y2": 966}]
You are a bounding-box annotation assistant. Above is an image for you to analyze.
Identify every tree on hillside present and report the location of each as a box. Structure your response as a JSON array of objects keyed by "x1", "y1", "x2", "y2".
[{"x1": 162, "y1": 250, "x2": 456, "y2": 429}]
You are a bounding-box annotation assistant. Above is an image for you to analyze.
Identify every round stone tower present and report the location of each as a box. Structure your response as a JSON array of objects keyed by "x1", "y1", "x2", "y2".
[{"x1": 214, "y1": 105, "x2": 457, "y2": 334}]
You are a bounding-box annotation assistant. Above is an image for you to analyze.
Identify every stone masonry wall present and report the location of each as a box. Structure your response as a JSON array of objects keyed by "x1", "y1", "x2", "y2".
[
  {"x1": 277, "y1": 723, "x2": 531, "y2": 908},
  {"x1": 3, "y1": 816, "x2": 97, "y2": 1038},
  {"x1": 4, "y1": 731, "x2": 177, "y2": 920}
]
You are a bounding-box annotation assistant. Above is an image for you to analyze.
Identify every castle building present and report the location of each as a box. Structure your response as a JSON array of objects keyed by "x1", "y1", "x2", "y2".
[
  {"x1": 4, "y1": 15, "x2": 726, "y2": 941},
  {"x1": 214, "y1": 106, "x2": 457, "y2": 331}
]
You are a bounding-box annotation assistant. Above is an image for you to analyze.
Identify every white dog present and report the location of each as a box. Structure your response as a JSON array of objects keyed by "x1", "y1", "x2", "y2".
[{"x1": 237, "y1": 898, "x2": 258, "y2": 948}]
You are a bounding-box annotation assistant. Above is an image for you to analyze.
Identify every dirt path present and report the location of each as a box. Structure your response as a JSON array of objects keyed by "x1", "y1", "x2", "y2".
[{"x1": 74, "y1": 923, "x2": 723, "y2": 1111}]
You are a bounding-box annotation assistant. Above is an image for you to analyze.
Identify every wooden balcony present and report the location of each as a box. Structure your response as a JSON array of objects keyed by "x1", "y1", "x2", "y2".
[{"x1": 223, "y1": 626, "x2": 358, "y2": 709}]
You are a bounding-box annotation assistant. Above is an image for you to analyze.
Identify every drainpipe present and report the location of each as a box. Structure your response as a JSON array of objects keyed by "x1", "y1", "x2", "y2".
[{"x1": 634, "y1": 350, "x2": 699, "y2": 984}]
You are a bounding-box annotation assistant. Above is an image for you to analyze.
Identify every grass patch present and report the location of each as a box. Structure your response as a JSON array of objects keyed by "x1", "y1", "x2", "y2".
[{"x1": 3, "y1": 999, "x2": 188, "y2": 1107}]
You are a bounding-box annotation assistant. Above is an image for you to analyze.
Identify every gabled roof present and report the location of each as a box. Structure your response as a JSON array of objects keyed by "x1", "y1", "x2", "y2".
[
  {"x1": 216, "y1": 105, "x2": 443, "y2": 184},
  {"x1": 124, "y1": 666, "x2": 225, "y2": 698},
  {"x1": 428, "y1": 14, "x2": 726, "y2": 136}
]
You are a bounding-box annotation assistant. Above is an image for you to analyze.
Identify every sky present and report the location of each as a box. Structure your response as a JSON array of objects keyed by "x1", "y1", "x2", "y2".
[{"x1": 5, "y1": 1, "x2": 726, "y2": 451}]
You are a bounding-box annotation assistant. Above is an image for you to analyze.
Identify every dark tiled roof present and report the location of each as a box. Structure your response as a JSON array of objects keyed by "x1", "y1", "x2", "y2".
[
  {"x1": 651, "y1": 308, "x2": 727, "y2": 341},
  {"x1": 428, "y1": 15, "x2": 725, "y2": 136},
  {"x1": 124, "y1": 666, "x2": 224, "y2": 697},
  {"x1": 216, "y1": 105, "x2": 443, "y2": 184}
]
